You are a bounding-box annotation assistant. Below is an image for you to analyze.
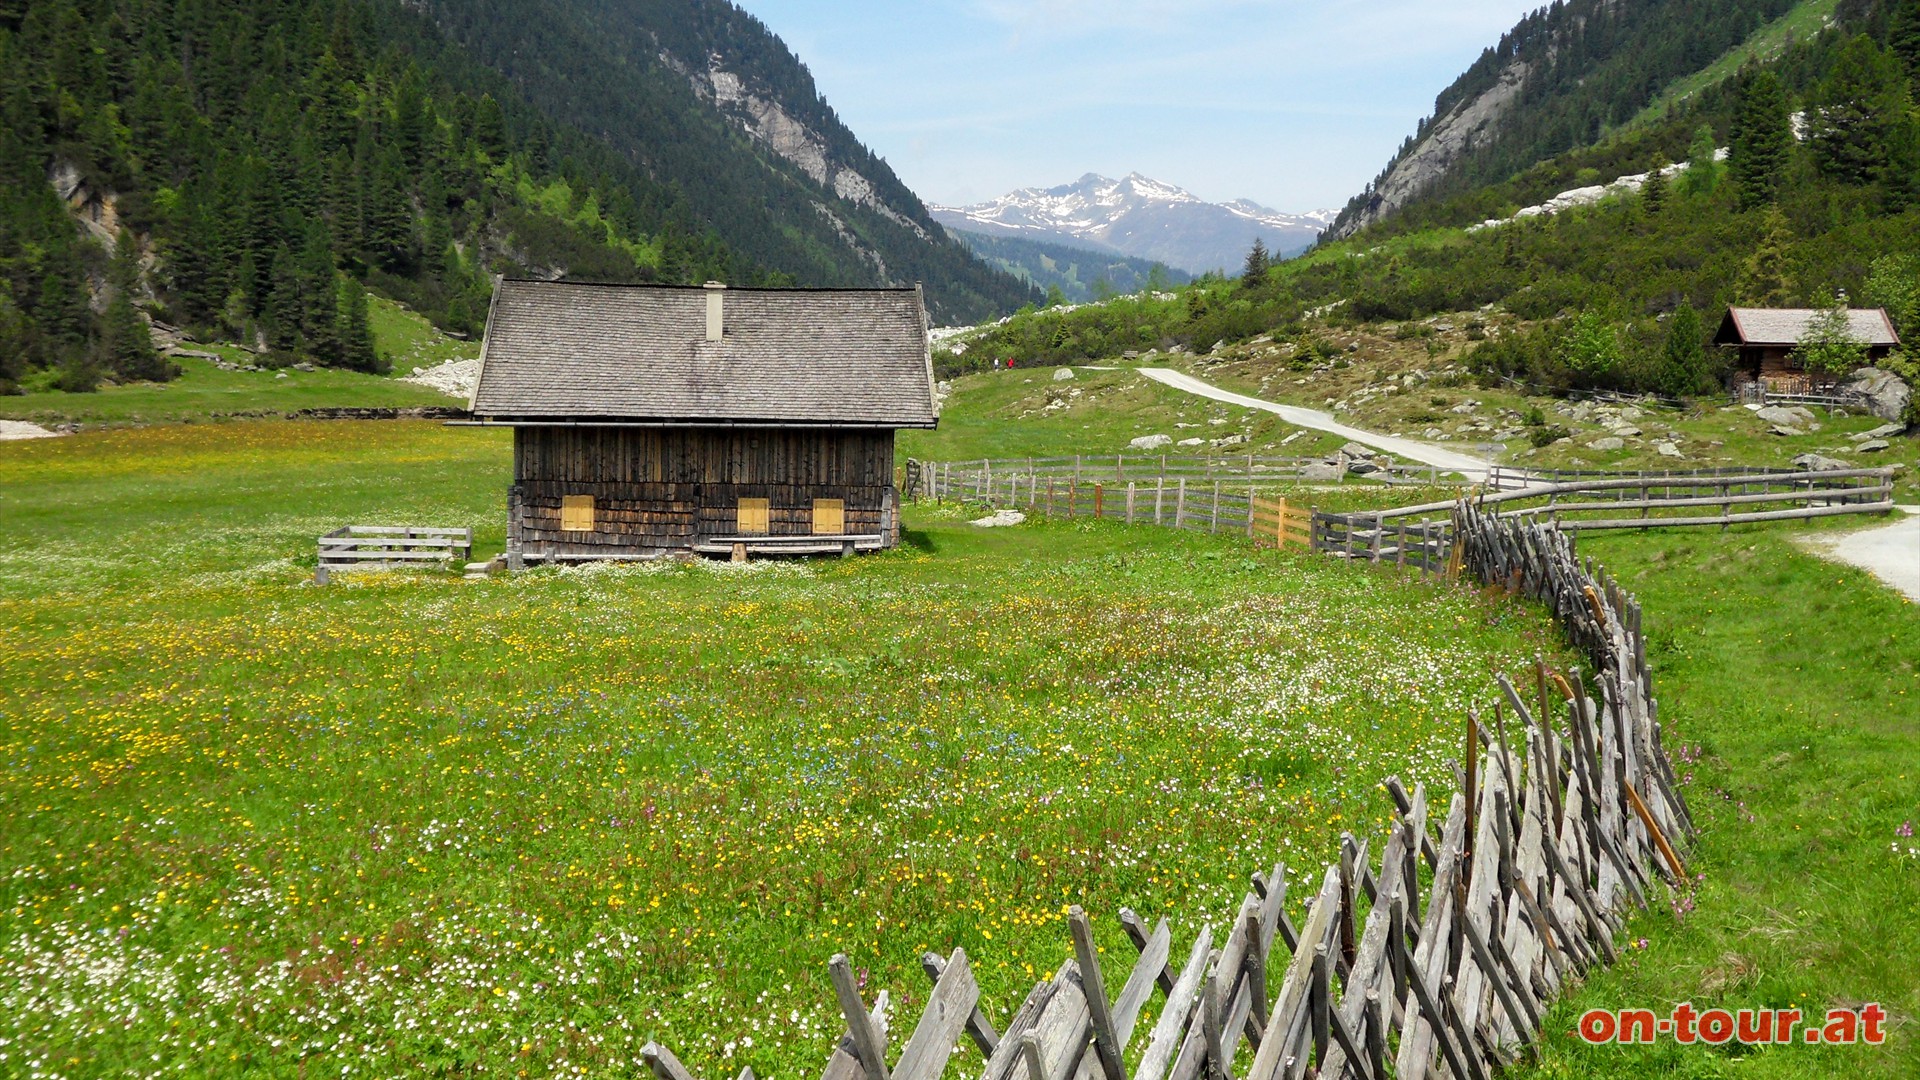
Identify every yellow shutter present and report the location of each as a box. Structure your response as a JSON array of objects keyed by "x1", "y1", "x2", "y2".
[
  {"x1": 812, "y1": 498, "x2": 845, "y2": 536},
  {"x1": 561, "y1": 495, "x2": 596, "y2": 532},
  {"x1": 737, "y1": 498, "x2": 769, "y2": 536}
]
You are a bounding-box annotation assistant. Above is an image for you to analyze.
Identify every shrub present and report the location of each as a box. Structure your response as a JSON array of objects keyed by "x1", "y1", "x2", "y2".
[
  {"x1": 1796, "y1": 296, "x2": 1870, "y2": 376},
  {"x1": 1530, "y1": 424, "x2": 1573, "y2": 447}
]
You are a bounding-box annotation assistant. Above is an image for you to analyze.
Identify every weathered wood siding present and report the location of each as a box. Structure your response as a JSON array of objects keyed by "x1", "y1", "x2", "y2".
[{"x1": 511, "y1": 427, "x2": 899, "y2": 556}]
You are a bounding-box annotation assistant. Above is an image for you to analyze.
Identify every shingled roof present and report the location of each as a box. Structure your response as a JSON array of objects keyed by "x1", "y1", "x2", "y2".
[
  {"x1": 1715, "y1": 307, "x2": 1901, "y2": 348},
  {"x1": 468, "y1": 280, "x2": 938, "y2": 427}
]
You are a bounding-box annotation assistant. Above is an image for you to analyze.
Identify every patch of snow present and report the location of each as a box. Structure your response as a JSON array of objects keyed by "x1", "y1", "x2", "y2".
[
  {"x1": 403, "y1": 359, "x2": 482, "y2": 399},
  {"x1": 0, "y1": 420, "x2": 62, "y2": 441},
  {"x1": 970, "y1": 510, "x2": 1028, "y2": 528}
]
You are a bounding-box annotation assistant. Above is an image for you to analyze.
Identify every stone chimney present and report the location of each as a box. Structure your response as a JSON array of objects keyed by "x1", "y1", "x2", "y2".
[{"x1": 704, "y1": 281, "x2": 726, "y2": 342}]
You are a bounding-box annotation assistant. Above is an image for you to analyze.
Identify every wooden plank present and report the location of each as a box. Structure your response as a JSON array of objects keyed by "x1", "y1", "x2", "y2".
[
  {"x1": 1069, "y1": 908, "x2": 1128, "y2": 1080},
  {"x1": 1112, "y1": 918, "x2": 1172, "y2": 1050},
  {"x1": 1241, "y1": 866, "x2": 1339, "y2": 1080},
  {"x1": 923, "y1": 951, "x2": 1000, "y2": 1056},
  {"x1": 642, "y1": 1041, "x2": 701, "y2": 1080},
  {"x1": 1030, "y1": 962, "x2": 1093, "y2": 1080},
  {"x1": 830, "y1": 954, "x2": 892, "y2": 1080},
  {"x1": 825, "y1": 991, "x2": 894, "y2": 1080},
  {"x1": 894, "y1": 949, "x2": 981, "y2": 1080},
  {"x1": 982, "y1": 981, "x2": 1060, "y2": 1080},
  {"x1": 1132, "y1": 925, "x2": 1212, "y2": 1080}
]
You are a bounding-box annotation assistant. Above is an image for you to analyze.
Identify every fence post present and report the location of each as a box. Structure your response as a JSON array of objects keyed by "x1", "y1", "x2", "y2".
[
  {"x1": 1154, "y1": 477, "x2": 1165, "y2": 526},
  {"x1": 1176, "y1": 478, "x2": 1187, "y2": 529},
  {"x1": 1211, "y1": 481, "x2": 1221, "y2": 534},
  {"x1": 1127, "y1": 482, "x2": 1137, "y2": 525},
  {"x1": 1278, "y1": 497, "x2": 1288, "y2": 547}
]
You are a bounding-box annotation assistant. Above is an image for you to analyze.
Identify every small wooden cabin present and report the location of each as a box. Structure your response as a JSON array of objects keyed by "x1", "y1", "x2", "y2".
[
  {"x1": 464, "y1": 279, "x2": 938, "y2": 563},
  {"x1": 1715, "y1": 306, "x2": 1900, "y2": 394}
]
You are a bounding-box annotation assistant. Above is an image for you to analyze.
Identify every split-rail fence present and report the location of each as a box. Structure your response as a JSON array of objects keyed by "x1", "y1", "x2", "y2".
[
  {"x1": 907, "y1": 459, "x2": 1896, "y2": 572},
  {"x1": 641, "y1": 486, "x2": 1713, "y2": 1079}
]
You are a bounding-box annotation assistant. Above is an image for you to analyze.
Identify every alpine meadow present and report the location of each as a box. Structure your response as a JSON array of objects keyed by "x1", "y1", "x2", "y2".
[{"x1": 1, "y1": 2, "x2": 1917, "y2": 1080}]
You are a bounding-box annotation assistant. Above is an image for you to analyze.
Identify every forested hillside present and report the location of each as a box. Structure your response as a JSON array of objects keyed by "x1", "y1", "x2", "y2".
[
  {"x1": 0, "y1": 0, "x2": 1033, "y2": 397},
  {"x1": 948, "y1": 229, "x2": 1190, "y2": 306},
  {"x1": 421, "y1": 0, "x2": 1033, "y2": 321},
  {"x1": 948, "y1": 0, "x2": 1920, "y2": 418},
  {"x1": 1332, "y1": 0, "x2": 1828, "y2": 237}
]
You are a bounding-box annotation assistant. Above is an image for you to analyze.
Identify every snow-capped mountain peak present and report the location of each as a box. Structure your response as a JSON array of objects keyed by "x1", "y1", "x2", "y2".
[{"x1": 930, "y1": 174, "x2": 1334, "y2": 275}]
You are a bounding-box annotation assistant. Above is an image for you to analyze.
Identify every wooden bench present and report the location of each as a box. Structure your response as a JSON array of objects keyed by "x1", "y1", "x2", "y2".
[
  {"x1": 691, "y1": 534, "x2": 887, "y2": 559},
  {"x1": 316, "y1": 526, "x2": 474, "y2": 583}
]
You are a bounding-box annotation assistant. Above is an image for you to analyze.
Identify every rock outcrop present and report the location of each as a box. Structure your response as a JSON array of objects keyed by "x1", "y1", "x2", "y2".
[
  {"x1": 1329, "y1": 60, "x2": 1531, "y2": 240},
  {"x1": 1843, "y1": 368, "x2": 1913, "y2": 425}
]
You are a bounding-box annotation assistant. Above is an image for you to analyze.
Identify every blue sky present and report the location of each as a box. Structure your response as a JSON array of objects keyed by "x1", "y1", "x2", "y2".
[{"x1": 733, "y1": 0, "x2": 1545, "y2": 212}]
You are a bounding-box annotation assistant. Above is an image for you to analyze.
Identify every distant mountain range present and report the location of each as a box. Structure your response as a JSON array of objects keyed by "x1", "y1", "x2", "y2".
[
  {"x1": 947, "y1": 230, "x2": 1190, "y2": 306},
  {"x1": 931, "y1": 174, "x2": 1337, "y2": 276}
]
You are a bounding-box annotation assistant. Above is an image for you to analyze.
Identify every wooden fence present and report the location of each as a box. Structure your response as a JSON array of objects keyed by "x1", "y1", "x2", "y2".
[
  {"x1": 315, "y1": 526, "x2": 473, "y2": 584},
  {"x1": 641, "y1": 499, "x2": 1697, "y2": 1080},
  {"x1": 906, "y1": 455, "x2": 1471, "y2": 500},
  {"x1": 1315, "y1": 468, "x2": 1896, "y2": 562}
]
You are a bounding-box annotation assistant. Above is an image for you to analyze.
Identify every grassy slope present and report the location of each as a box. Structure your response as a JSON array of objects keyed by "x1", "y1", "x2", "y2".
[
  {"x1": 1158, "y1": 322, "x2": 1920, "y2": 500},
  {"x1": 0, "y1": 297, "x2": 474, "y2": 425},
  {"x1": 1626, "y1": 0, "x2": 1840, "y2": 131},
  {"x1": 0, "y1": 420, "x2": 1566, "y2": 1079},
  {"x1": 1517, "y1": 526, "x2": 1919, "y2": 1079},
  {"x1": 899, "y1": 366, "x2": 1351, "y2": 462}
]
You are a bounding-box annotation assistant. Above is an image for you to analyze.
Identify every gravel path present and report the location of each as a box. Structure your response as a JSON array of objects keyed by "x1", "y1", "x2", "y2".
[
  {"x1": 1139, "y1": 368, "x2": 1503, "y2": 480},
  {"x1": 1800, "y1": 507, "x2": 1920, "y2": 603}
]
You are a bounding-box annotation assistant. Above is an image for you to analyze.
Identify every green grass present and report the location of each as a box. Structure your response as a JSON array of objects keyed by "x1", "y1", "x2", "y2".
[
  {"x1": 0, "y1": 297, "x2": 474, "y2": 427},
  {"x1": 0, "y1": 421, "x2": 1568, "y2": 1079},
  {"x1": 1510, "y1": 525, "x2": 1919, "y2": 1078},
  {"x1": 367, "y1": 295, "x2": 484, "y2": 374},
  {"x1": 0, "y1": 354, "x2": 459, "y2": 426},
  {"x1": 1160, "y1": 325, "x2": 1920, "y2": 501},
  {"x1": 901, "y1": 367, "x2": 1351, "y2": 463}
]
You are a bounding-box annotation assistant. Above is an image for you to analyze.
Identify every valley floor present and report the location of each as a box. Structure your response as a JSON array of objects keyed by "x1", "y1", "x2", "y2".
[{"x1": 0, "y1": 419, "x2": 1561, "y2": 1079}]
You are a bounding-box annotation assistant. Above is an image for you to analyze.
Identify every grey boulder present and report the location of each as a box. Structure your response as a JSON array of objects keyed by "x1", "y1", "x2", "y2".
[{"x1": 1844, "y1": 368, "x2": 1913, "y2": 424}]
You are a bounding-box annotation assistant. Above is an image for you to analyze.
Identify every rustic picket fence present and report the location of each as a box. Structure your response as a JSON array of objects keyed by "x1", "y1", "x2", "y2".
[
  {"x1": 639, "y1": 498, "x2": 1697, "y2": 1080},
  {"x1": 1313, "y1": 467, "x2": 1897, "y2": 566},
  {"x1": 905, "y1": 455, "x2": 1470, "y2": 502},
  {"x1": 903, "y1": 460, "x2": 1391, "y2": 548}
]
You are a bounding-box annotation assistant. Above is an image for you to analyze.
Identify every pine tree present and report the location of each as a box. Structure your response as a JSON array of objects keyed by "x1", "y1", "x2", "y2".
[
  {"x1": 0, "y1": 295, "x2": 28, "y2": 393},
  {"x1": 1892, "y1": 0, "x2": 1920, "y2": 90},
  {"x1": 98, "y1": 230, "x2": 170, "y2": 382},
  {"x1": 1737, "y1": 208, "x2": 1795, "y2": 306},
  {"x1": 265, "y1": 244, "x2": 303, "y2": 351},
  {"x1": 1808, "y1": 35, "x2": 1909, "y2": 186},
  {"x1": 1728, "y1": 69, "x2": 1791, "y2": 211},
  {"x1": 298, "y1": 224, "x2": 343, "y2": 363},
  {"x1": 336, "y1": 279, "x2": 382, "y2": 373},
  {"x1": 1243, "y1": 238, "x2": 1270, "y2": 286},
  {"x1": 1677, "y1": 125, "x2": 1720, "y2": 196},
  {"x1": 1656, "y1": 303, "x2": 1708, "y2": 395},
  {"x1": 1796, "y1": 293, "x2": 1869, "y2": 377},
  {"x1": 1640, "y1": 160, "x2": 1669, "y2": 216}
]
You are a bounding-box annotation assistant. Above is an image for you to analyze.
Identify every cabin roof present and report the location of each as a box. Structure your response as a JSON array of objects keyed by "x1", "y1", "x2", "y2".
[
  {"x1": 468, "y1": 280, "x2": 938, "y2": 427},
  {"x1": 1714, "y1": 307, "x2": 1900, "y2": 348}
]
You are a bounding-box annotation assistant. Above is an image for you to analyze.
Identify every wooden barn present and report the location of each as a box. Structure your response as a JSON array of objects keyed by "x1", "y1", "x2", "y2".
[
  {"x1": 1715, "y1": 306, "x2": 1900, "y2": 394},
  {"x1": 463, "y1": 279, "x2": 938, "y2": 564}
]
